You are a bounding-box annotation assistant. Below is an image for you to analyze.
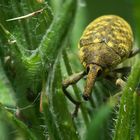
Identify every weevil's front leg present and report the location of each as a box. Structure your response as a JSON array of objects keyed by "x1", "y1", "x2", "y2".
[
  {"x1": 112, "y1": 66, "x2": 131, "y2": 80},
  {"x1": 62, "y1": 71, "x2": 86, "y2": 116},
  {"x1": 105, "y1": 68, "x2": 129, "y2": 86},
  {"x1": 116, "y1": 78, "x2": 126, "y2": 89},
  {"x1": 113, "y1": 67, "x2": 131, "y2": 74},
  {"x1": 129, "y1": 48, "x2": 140, "y2": 58}
]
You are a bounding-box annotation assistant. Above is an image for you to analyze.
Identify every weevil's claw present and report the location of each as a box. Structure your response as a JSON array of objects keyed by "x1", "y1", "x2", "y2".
[
  {"x1": 116, "y1": 78, "x2": 126, "y2": 89},
  {"x1": 82, "y1": 94, "x2": 90, "y2": 101}
]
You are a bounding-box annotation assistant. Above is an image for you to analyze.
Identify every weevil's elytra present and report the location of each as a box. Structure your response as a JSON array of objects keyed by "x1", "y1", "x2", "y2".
[
  {"x1": 62, "y1": 15, "x2": 137, "y2": 115},
  {"x1": 79, "y1": 15, "x2": 133, "y2": 68}
]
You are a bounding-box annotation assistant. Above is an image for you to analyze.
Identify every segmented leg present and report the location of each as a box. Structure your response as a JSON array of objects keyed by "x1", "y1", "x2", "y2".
[
  {"x1": 113, "y1": 67, "x2": 131, "y2": 74},
  {"x1": 104, "y1": 67, "x2": 130, "y2": 85},
  {"x1": 129, "y1": 48, "x2": 140, "y2": 58},
  {"x1": 62, "y1": 71, "x2": 86, "y2": 116},
  {"x1": 116, "y1": 78, "x2": 126, "y2": 88}
]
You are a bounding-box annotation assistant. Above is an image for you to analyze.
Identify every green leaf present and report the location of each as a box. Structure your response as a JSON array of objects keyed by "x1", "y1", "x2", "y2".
[
  {"x1": 42, "y1": 89, "x2": 61, "y2": 140},
  {"x1": 134, "y1": 92, "x2": 140, "y2": 140},
  {"x1": 0, "y1": 60, "x2": 16, "y2": 106},
  {"x1": 0, "y1": 103, "x2": 37, "y2": 140},
  {"x1": 113, "y1": 60, "x2": 140, "y2": 140},
  {"x1": 43, "y1": 57, "x2": 79, "y2": 140},
  {"x1": 85, "y1": 103, "x2": 112, "y2": 140}
]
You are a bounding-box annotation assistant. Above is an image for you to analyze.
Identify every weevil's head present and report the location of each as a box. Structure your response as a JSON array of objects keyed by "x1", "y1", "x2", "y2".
[{"x1": 78, "y1": 43, "x2": 104, "y2": 100}]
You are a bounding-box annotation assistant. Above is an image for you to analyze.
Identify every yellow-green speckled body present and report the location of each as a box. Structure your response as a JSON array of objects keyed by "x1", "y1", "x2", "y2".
[{"x1": 79, "y1": 15, "x2": 133, "y2": 69}]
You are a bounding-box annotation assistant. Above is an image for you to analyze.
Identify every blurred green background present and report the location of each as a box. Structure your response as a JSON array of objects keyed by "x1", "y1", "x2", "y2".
[{"x1": 0, "y1": 0, "x2": 140, "y2": 140}]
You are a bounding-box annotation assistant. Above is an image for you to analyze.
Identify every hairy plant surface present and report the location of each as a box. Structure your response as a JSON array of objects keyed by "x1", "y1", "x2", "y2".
[{"x1": 0, "y1": 0, "x2": 140, "y2": 140}]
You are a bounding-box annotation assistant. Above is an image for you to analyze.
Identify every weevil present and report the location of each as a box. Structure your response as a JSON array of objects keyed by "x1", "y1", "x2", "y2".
[{"x1": 62, "y1": 15, "x2": 140, "y2": 115}]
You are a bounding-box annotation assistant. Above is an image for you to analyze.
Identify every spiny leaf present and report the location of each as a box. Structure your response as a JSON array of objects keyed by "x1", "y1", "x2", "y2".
[
  {"x1": 113, "y1": 60, "x2": 140, "y2": 140},
  {"x1": 0, "y1": 103, "x2": 37, "y2": 140},
  {"x1": 85, "y1": 103, "x2": 113, "y2": 140}
]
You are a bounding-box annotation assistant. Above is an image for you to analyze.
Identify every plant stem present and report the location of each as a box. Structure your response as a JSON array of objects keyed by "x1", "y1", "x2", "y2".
[
  {"x1": 134, "y1": 91, "x2": 140, "y2": 140},
  {"x1": 113, "y1": 60, "x2": 140, "y2": 140},
  {"x1": 38, "y1": 0, "x2": 77, "y2": 71}
]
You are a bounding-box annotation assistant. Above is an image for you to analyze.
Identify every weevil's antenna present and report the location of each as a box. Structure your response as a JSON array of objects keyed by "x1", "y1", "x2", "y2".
[{"x1": 83, "y1": 64, "x2": 102, "y2": 100}]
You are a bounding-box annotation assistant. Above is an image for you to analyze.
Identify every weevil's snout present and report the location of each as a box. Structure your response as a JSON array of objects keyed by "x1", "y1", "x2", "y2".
[{"x1": 83, "y1": 64, "x2": 102, "y2": 101}]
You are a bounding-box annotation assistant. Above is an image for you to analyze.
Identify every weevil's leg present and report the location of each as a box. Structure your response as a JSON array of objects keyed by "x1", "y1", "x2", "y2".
[
  {"x1": 128, "y1": 48, "x2": 140, "y2": 58},
  {"x1": 113, "y1": 67, "x2": 131, "y2": 74},
  {"x1": 113, "y1": 66, "x2": 131, "y2": 79},
  {"x1": 104, "y1": 67, "x2": 130, "y2": 84},
  {"x1": 116, "y1": 78, "x2": 126, "y2": 89},
  {"x1": 62, "y1": 71, "x2": 86, "y2": 116}
]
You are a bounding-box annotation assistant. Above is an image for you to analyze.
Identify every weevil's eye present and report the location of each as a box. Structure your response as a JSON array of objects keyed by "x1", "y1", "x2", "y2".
[
  {"x1": 97, "y1": 69, "x2": 102, "y2": 77},
  {"x1": 86, "y1": 65, "x2": 102, "y2": 77},
  {"x1": 86, "y1": 66, "x2": 90, "y2": 74}
]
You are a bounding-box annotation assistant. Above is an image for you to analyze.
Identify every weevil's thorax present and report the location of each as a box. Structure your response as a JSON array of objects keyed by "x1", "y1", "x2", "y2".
[
  {"x1": 78, "y1": 15, "x2": 133, "y2": 69},
  {"x1": 79, "y1": 42, "x2": 122, "y2": 69}
]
